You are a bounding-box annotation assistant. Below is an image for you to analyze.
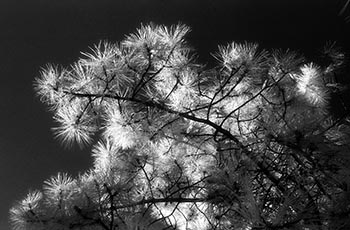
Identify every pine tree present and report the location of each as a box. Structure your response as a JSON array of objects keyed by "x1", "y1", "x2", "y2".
[{"x1": 10, "y1": 24, "x2": 350, "y2": 230}]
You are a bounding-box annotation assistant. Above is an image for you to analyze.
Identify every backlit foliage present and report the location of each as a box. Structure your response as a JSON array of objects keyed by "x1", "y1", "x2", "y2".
[{"x1": 10, "y1": 24, "x2": 350, "y2": 230}]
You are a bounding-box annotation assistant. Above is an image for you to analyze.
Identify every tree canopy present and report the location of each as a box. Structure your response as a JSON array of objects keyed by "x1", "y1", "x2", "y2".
[{"x1": 10, "y1": 24, "x2": 350, "y2": 230}]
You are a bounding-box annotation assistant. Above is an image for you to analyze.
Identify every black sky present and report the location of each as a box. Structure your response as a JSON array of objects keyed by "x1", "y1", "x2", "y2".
[{"x1": 0, "y1": 0, "x2": 349, "y2": 229}]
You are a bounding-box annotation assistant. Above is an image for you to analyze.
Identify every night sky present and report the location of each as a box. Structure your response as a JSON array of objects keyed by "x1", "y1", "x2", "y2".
[{"x1": 0, "y1": 0, "x2": 349, "y2": 229}]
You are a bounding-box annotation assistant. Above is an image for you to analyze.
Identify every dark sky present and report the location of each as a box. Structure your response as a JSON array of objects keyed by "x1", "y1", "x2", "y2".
[{"x1": 0, "y1": 0, "x2": 349, "y2": 229}]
